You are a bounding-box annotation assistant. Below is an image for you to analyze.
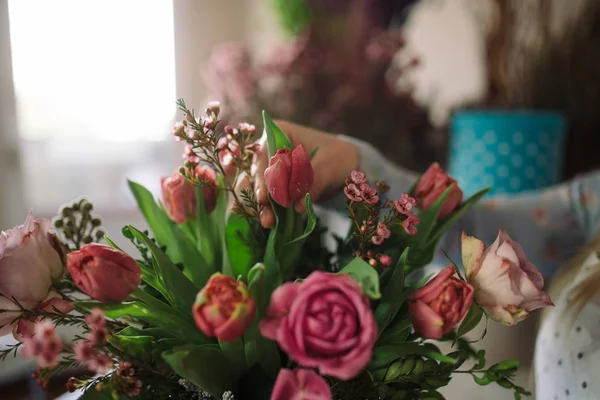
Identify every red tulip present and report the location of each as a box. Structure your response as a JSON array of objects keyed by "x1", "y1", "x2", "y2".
[
  {"x1": 414, "y1": 163, "x2": 463, "y2": 219},
  {"x1": 408, "y1": 266, "x2": 474, "y2": 339},
  {"x1": 264, "y1": 145, "x2": 314, "y2": 208},
  {"x1": 67, "y1": 244, "x2": 141, "y2": 302},
  {"x1": 193, "y1": 273, "x2": 255, "y2": 342}
]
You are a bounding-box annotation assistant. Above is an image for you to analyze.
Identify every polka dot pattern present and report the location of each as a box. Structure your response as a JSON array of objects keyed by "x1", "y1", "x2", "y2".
[{"x1": 449, "y1": 112, "x2": 566, "y2": 197}]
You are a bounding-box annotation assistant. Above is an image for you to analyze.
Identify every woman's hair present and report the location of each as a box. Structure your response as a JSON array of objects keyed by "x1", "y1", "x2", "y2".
[{"x1": 543, "y1": 232, "x2": 600, "y2": 326}]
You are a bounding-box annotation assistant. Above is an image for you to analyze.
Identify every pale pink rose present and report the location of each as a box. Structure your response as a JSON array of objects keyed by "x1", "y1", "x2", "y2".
[
  {"x1": 271, "y1": 369, "x2": 332, "y2": 400},
  {"x1": 13, "y1": 294, "x2": 73, "y2": 341},
  {"x1": 461, "y1": 230, "x2": 553, "y2": 325},
  {"x1": 408, "y1": 266, "x2": 474, "y2": 339},
  {"x1": 260, "y1": 271, "x2": 377, "y2": 380},
  {"x1": 0, "y1": 212, "x2": 65, "y2": 336}
]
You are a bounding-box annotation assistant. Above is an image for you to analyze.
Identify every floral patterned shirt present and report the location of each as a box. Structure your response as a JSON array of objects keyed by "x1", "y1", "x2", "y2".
[{"x1": 331, "y1": 137, "x2": 600, "y2": 280}]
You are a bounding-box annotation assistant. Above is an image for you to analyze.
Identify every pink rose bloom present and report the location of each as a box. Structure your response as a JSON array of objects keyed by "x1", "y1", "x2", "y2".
[
  {"x1": 264, "y1": 145, "x2": 314, "y2": 208},
  {"x1": 408, "y1": 266, "x2": 474, "y2": 339},
  {"x1": 193, "y1": 273, "x2": 255, "y2": 342},
  {"x1": 161, "y1": 169, "x2": 197, "y2": 223},
  {"x1": 414, "y1": 163, "x2": 463, "y2": 219},
  {"x1": 461, "y1": 230, "x2": 553, "y2": 325},
  {"x1": 0, "y1": 212, "x2": 66, "y2": 336},
  {"x1": 271, "y1": 369, "x2": 332, "y2": 400},
  {"x1": 260, "y1": 271, "x2": 377, "y2": 380},
  {"x1": 67, "y1": 244, "x2": 141, "y2": 302}
]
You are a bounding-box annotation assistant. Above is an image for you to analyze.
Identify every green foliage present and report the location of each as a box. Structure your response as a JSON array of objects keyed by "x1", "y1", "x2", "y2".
[
  {"x1": 226, "y1": 214, "x2": 260, "y2": 279},
  {"x1": 338, "y1": 257, "x2": 381, "y2": 300},
  {"x1": 454, "y1": 304, "x2": 484, "y2": 345},
  {"x1": 271, "y1": 0, "x2": 313, "y2": 36},
  {"x1": 375, "y1": 249, "x2": 408, "y2": 334}
]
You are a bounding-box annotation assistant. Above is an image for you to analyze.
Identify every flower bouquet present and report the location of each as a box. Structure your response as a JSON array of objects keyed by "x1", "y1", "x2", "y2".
[{"x1": 0, "y1": 101, "x2": 552, "y2": 399}]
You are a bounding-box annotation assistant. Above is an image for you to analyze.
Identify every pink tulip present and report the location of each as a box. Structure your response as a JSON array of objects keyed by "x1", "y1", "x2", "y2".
[
  {"x1": 260, "y1": 271, "x2": 377, "y2": 380},
  {"x1": 161, "y1": 169, "x2": 197, "y2": 223},
  {"x1": 461, "y1": 230, "x2": 553, "y2": 325},
  {"x1": 414, "y1": 163, "x2": 463, "y2": 219},
  {"x1": 193, "y1": 273, "x2": 255, "y2": 342},
  {"x1": 67, "y1": 244, "x2": 141, "y2": 302},
  {"x1": 408, "y1": 266, "x2": 474, "y2": 339},
  {"x1": 0, "y1": 212, "x2": 66, "y2": 337},
  {"x1": 193, "y1": 166, "x2": 219, "y2": 213},
  {"x1": 271, "y1": 369, "x2": 332, "y2": 400},
  {"x1": 264, "y1": 145, "x2": 314, "y2": 208}
]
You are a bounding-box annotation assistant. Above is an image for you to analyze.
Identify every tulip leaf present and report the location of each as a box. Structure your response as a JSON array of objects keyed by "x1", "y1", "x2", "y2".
[
  {"x1": 309, "y1": 146, "x2": 319, "y2": 160},
  {"x1": 263, "y1": 111, "x2": 293, "y2": 158},
  {"x1": 378, "y1": 318, "x2": 413, "y2": 345},
  {"x1": 211, "y1": 184, "x2": 231, "y2": 274},
  {"x1": 162, "y1": 345, "x2": 236, "y2": 398},
  {"x1": 338, "y1": 257, "x2": 381, "y2": 300},
  {"x1": 279, "y1": 194, "x2": 318, "y2": 278},
  {"x1": 103, "y1": 235, "x2": 123, "y2": 251},
  {"x1": 244, "y1": 263, "x2": 281, "y2": 379},
  {"x1": 195, "y1": 186, "x2": 217, "y2": 267},
  {"x1": 369, "y1": 343, "x2": 457, "y2": 370},
  {"x1": 375, "y1": 249, "x2": 409, "y2": 334},
  {"x1": 226, "y1": 214, "x2": 260, "y2": 280},
  {"x1": 127, "y1": 180, "x2": 215, "y2": 287},
  {"x1": 127, "y1": 226, "x2": 199, "y2": 312},
  {"x1": 454, "y1": 303, "x2": 484, "y2": 345}
]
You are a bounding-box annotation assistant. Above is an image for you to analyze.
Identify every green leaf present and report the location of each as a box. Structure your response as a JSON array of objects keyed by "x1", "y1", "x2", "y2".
[
  {"x1": 128, "y1": 226, "x2": 199, "y2": 312},
  {"x1": 489, "y1": 359, "x2": 520, "y2": 372},
  {"x1": 377, "y1": 319, "x2": 412, "y2": 345},
  {"x1": 195, "y1": 186, "x2": 216, "y2": 266},
  {"x1": 375, "y1": 249, "x2": 408, "y2": 334},
  {"x1": 211, "y1": 185, "x2": 230, "y2": 274},
  {"x1": 279, "y1": 194, "x2": 318, "y2": 278},
  {"x1": 454, "y1": 304, "x2": 484, "y2": 345},
  {"x1": 338, "y1": 257, "x2": 381, "y2": 300},
  {"x1": 226, "y1": 214, "x2": 258, "y2": 279},
  {"x1": 162, "y1": 345, "x2": 235, "y2": 398},
  {"x1": 103, "y1": 235, "x2": 123, "y2": 251},
  {"x1": 244, "y1": 264, "x2": 281, "y2": 379},
  {"x1": 219, "y1": 338, "x2": 246, "y2": 375},
  {"x1": 472, "y1": 373, "x2": 492, "y2": 386},
  {"x1": 127, "y1": 181, "x2": 216, "y2": 287},
  {"x1": 472, "y1": 349, "x2": 486, "y2": 370},
  {"x1": 263, "y1": 111, "x2": 293, "y2": 158},
  {"x1": 369, "y1": 343, "x2": 456, "y2": 370},
  {"x1": 309, "y1": 146, "x2": 319, "y2": 160}
]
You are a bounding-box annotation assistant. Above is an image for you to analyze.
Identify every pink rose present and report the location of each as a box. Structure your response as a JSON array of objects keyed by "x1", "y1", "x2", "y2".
[
  {"x1": 0, "y1": 212, "x2": 66, "y2": 336},
  {"x1": 193, "y1": 273, "x2": 255, "y2": 342},
  {"x1": 414, "y1": 163, "x2": 463, "y2": 219},
  {"x1": 408, "y1": 266, "x2": 474, "y2": 339},
  {"x1": 264, "y1": 145, "x2": 314, "y2": 208},
  {"x1": 461, "y1": 230, "x2": 553, "y2": 325},
  {"x1": 67, "y1": 244, "x2": 141, "y2": 302},
  {"x1": 271, "y1": 369, "x2": 332, "y2": 400},
  {"x1": 260, "y1": 271, "x2": 377, "y2": 380}
]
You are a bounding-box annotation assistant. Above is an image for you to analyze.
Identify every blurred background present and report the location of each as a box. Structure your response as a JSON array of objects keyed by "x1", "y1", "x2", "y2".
[{"x1": 2, "y1": 0, "x2": 600, "y2": 398}]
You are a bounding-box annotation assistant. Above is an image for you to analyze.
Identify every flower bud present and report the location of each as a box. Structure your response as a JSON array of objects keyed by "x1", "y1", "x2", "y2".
[
  {"x1": 264, "y1": 145, "x2": 314, "y2": 208},
  {"x1": 193, "y1": 273, "x2": 255, "y2": 342},
  {"x1": 414, "y1": 163, "x2": 463, "y2": 219},
  {"x1": 67, "y1": 244, "x2": 141, "y2": 302},
  {"x1": 161, "y1": 170, "x2": 197, "y2": 224}
]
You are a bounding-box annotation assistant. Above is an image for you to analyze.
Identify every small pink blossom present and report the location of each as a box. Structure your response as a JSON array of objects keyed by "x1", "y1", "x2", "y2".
[
  {"x1": 403, "y1": 213, "x2": 419, "y2": 235},
  {"x1": 350, "y1": 170, "x2": 367, "y2": 185},
  {"x1": 88, "y1": 353, "x2": 114, "y2": 374},
  {"x1": 394, "y1": 193, "x2": 417, "y2": 215},
  {"x1": 379, "y1": 254, "x2": 392, "y2": 267},
  {"x1": 344, "y1": 183, "x2": 363, "y2": 202},
  {"x1": 238, "y1": 122, "x2": 256, "y2": 136},
  {"x1": 371, "y1": 222, "x2": 391, "y2": 245},
  {"x1": 183, "y1": 144, "x2": 201, "y2": 165},
  {"x1": 360, "y1": 183, "x2": 379, "y2": 205},
  {"x1": 172, "y1": 122, "x2": 185, "y2": 140},
  {"x1": 21, "y1": 321, "x2": 63, "y2": 369},
  {"x1": 73, "y1": 342, "x2": 94, "y2": 363}
]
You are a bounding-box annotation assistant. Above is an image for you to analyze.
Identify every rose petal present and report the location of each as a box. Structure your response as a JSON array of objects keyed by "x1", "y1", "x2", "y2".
[
  {"x1": 461, "y1": 233, "x2": 485, "y2": 280},
  {"x1": 409, "y1": 300, "x2": 444, "y2": 339}
]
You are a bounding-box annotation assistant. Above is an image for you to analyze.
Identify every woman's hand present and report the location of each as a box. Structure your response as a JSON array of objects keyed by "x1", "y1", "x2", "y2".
[{"x1": 239, "y1": 120, "x2": 359, "y2": 228}]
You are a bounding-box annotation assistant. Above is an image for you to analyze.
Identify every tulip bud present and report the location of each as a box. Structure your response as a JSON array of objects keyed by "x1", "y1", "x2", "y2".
[
  {"x1": 193, "y1": 273, "x2": 255, "y2": 342},
  {"x1": 264, "y1": 145, "x2": 314, "y2": 208},
  {"x1": 414, "y1": 163, "x2": 463, "y2": 220},
  {"x1": 67, "y1": 244, "x2": 141, "y2": 302},
  {"x1": 161, "y1": 170, "x2": 197, "y2": 224}
]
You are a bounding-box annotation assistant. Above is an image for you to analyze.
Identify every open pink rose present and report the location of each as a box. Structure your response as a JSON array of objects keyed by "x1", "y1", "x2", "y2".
[
  {"x1": 461, "y1": 230, "x2": 553, "y2": 325},
  {"x1": 260, "y1": 271, "x2": 377, "y2": 380},
  {"x1": 193, "y1": 273, "x2": 255, "y2": 342},
  {"x1": 271, "y1": 369, "x2": 332, "y2": 400},
  {"x1": 408, "y1": 266, "x2": 474, "y2": 339},
  {"x1": 414, "y1": 163, "x2": 463, "y2": 219},
  {"x1": 67, "y1": 244, "x2": 141, "y2": 303},
  {"x1": 0, "y1": 212, "x2": 66, "y2": 336}
]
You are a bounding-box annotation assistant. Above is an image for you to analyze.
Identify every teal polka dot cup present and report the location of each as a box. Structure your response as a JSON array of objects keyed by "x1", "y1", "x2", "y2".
[{"x1": 448, "y1": 111, "x2": 567, "y2": 197}]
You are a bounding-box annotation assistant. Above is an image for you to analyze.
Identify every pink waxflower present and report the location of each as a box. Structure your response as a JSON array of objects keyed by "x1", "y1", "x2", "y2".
[
  {"x1": 461, "y1": 230, "x2": 553, "y2": 325},
  {"x1": 88, "y1": 353, "x2": 114, "y2": 374},
  {"x1": 394, "y1": 193, "x2": 417, "y2": 215},
  {"x1": 264, "y1": 145, "x2": 314, "y2": 208},
  {"x1": 238, "y1": 122, "x2": 256, "y2": 136},
  {"x1": 183, "y1": 144, "x2": 201, "y2": 166},
  {"x1": 408, "y1": 266, "x2": 474, "y2": 339},
  {"x1": 260, "y1": 271, "x2": 377, "y2": 380},
  {"x1": 271, "y1": 369, "x2": 332, "y2": 400},
  {"x1": 217, "y1": 135, "x2": 240, "y2": 178},
  {"x1": 206, "y1": 101, "x2": 221, "y2": 117},
  {"x1": 360, "y1": 183, "x2": 379, "y2": 205},
  {"x1": 14, "y1": 295, "x2": 74, "y2": 342},
  {"x1": 344, "y1": 183, "x2": 363, "y2": 202},
  {"x1": 172, "y1": 122, "x2": 185, "y2": 141},
  {"x1": 21, "y1": 321, "x2": 64, "y2": 368},
  {"x1": 67, "y1": 244, "x2": 141, "y2": 303},
  {"x1": 0, "y1": 212, "x2": 66, "y2": 337},
  {"x1": 161, "y1": 169, "x2": 197, "y2": 223},
  {"x1": 193, "y1": 273, "x2": 255, "y2": 342},
  {"x1": 371, "y1": 222, "x2": 391, "y2": 245},
  {"x1": 403, "y1": 213, "x2": 419, "y2": 235},
  {"x1": 379, "y1": 254, "x2": 392, "y2": 267},
  {"x1": 73, "y1": 342, "x2": 94, "y2": 364},
  {"x1": 414, "y1": 163, "x2": 463, "y2": 219},
  {"x1": 350, "y1": 170, "x2": 367, "y2": 185}
]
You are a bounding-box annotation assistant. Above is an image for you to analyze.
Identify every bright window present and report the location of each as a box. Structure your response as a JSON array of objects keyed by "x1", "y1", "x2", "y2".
[{"x1": 8, "y1": 0, "x2": 176, "y2": 142}]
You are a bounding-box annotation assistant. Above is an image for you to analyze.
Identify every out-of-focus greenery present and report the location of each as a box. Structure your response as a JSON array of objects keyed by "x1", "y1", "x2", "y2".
[{"x1": 271, "y1": 0, "x2": 314, "y2": 36}]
